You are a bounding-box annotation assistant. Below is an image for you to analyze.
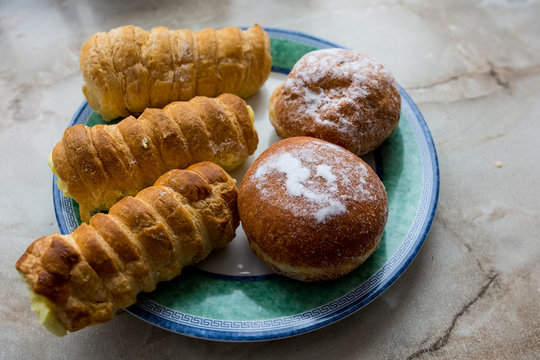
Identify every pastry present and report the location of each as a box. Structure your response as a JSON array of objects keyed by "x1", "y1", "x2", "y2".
[
  {"x1": 50, "y1": 93, "x2": 258, "y2": 222},
  {"x1": 238, "y1": 137, "x2": 388, "y2": 282},
  {"x1": 16, "y1": 162, "x2": 239, "y2": 335},
  {"x1": 268, "y1": 48, "x2": 400, "y2": 156},
  {"x1": 81, "y1": 24, "x2": 272, "y2": 120}
]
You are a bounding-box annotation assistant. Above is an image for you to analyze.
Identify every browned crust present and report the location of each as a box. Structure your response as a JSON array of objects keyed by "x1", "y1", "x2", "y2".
[
  {"x1": 268, "y1": 49, "x2": 400, "y2": 156},
  {"x1": 216, "y1": 93, "x2": 259, "y2": 155},
  {"x1": 16, "y1": 162, "x2": 239, "y2": 333},
  {"x1": 51, "y1": 94, "x2": 257, "y2": 222},
  {"x1": 80, "y1": 24, "x2": 271, "y2": 120},
  {"x1": 238, "y1": 137, "x2": 388, "y2": 282}
]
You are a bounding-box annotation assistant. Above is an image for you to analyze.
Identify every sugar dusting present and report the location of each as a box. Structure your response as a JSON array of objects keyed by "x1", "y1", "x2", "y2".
[
  {"x1": 315, "y1": 164, "x2": 336, "y2": 183},
  {"x1": 253, "y1": 140, "x2": 373, "y2": 223},
  {"x1": 276, "y1": 49, "x2": 400, "y2": 154}
]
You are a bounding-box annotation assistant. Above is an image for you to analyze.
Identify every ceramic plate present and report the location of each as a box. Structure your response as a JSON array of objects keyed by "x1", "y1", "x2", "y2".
[{"x1": 53, "y1": 28, "x2": 439, "y2": 341}]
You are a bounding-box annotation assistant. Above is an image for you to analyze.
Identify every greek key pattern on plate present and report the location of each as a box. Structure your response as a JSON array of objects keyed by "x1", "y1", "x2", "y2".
[
  {"x1": 134, "y1": 88, "x2": 438, "y2": 334},
  {"x1": 57, "y1": 90, "x2": 437, "y2": 334},
  {"x1": 55, "y1": 29, "x2": 439, "y2": 340},
  {"x1": 60, "y1": 193, "x2": 78, "y2": 232}
]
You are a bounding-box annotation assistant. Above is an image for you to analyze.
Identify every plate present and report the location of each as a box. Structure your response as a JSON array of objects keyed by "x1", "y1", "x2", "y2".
[{"x1": 53, "y1": 28, "x2": 439, "y2": 341}]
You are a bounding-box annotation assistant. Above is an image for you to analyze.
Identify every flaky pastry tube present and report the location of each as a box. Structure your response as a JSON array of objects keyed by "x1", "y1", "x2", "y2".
[
  {"x1": 16, "y1": 162, "x2": 239, "y2": 335},
  {"x1": 81, "y1": 24, "x2": 272, "y2": 120},
  {"x1": 50, "y1": 93, "x2": 257, "y2": 222}
]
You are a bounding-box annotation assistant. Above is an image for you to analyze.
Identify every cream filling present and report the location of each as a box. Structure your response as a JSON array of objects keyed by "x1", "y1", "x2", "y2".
[
  {"x1": 247, "y1": 104, "x2": 255, "y2": 123},
  {"x1": 48, "y1": 152, "x2": 70, "y2": 197},
  {"x1": 20, "y1": 275, "x2": 67, "y2": 337}
]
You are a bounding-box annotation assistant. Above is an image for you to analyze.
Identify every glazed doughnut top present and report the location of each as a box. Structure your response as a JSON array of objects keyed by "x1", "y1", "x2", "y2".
[{"x1": 269, "y1": 48, "x2": 401, "y2": 155}]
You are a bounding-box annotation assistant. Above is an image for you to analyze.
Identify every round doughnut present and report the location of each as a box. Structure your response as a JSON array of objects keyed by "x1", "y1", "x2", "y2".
[
  {"x1": 238, "y1": 136, "x2": 388, "y2": 282},
  {"x1": 268, "y1": 48, "x2": 401, "y2": 156}
]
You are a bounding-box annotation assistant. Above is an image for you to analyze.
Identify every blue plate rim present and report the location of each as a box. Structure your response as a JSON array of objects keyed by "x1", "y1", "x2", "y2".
[{"x1": 52, "y1": 27, "x2": 439, "y2": 341}]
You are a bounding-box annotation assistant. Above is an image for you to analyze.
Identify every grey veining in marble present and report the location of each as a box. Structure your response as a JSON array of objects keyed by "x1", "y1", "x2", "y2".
[{"x1": 1, "y1": 1, "x2": 539, "y2": 359}]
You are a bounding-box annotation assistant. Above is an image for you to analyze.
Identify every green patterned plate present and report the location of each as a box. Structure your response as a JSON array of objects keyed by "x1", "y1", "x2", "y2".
[{"x1": 53, "y1": 28, "x2": 439, "y2": 341}]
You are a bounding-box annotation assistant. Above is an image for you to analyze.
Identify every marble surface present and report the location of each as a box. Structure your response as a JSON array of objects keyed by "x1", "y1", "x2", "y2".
[{"x1": 1, "y1": 0, "x2": 539, "y2": 359}]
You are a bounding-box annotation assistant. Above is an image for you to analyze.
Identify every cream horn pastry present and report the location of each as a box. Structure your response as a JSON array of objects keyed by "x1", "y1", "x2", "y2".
[
  {"x1": 16, "y1": 162, "x2": 239, "y2": 335},
  {"x1": 81, "y1": 24, "x2": 272, "y2": 120},
  {"x1": 50, "y1": 93, "x2": 258, "y2": 222}
]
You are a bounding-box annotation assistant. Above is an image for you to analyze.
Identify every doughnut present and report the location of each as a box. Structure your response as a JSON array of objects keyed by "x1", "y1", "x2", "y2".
[
  {"x1": 268, "y1": 48, "x2": 401, "y2": 156},
  {"x1": 238, "y1": 137, "x2": 388, "y2": 281}
]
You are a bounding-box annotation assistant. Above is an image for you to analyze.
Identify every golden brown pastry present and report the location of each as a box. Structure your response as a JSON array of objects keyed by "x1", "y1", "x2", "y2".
[
  {"x1": 238, "y1": 137, "x2": 388, "y2": 282},
  {"x1": 81, "y1": 24, "x2": 272, "y2": 120},
  {"x1": 268, "y1": 48, "x2": 400, "y2": 156},
  {"x1": 50, "y1": 93, "x2": 258, "y2": 222},
  {"x1": 16, "y1": 162, "x2": 239, "y2": 335}
]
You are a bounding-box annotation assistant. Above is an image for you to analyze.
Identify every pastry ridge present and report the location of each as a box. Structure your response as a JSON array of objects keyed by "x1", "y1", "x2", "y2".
[
  {"x1": 51, "y1": 93, "x2": 258, "y2": 222},
  {"x1": 16, "y1": 162, "x2": 239, "y2": 334},
  {"x1": 81, "y1": 24, "x2": 272, "y2": 120}
]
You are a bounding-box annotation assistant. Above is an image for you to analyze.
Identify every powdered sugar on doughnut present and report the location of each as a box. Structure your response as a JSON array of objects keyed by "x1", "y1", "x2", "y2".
[
  {"x1": 271, "y1": 48, "x2": 401, "y2": 155},
  {"x1": 252, "y1": 139, "x2": 377, "y2": 223},
  {"x1": 283, "y1": 49, "x2": 396, "y2": 133}
]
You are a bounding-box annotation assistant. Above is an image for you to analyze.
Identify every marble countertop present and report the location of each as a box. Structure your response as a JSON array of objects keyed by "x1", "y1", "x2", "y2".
[{"x1": 1, "y1": 1, "x2": 538, "y2": 359}]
